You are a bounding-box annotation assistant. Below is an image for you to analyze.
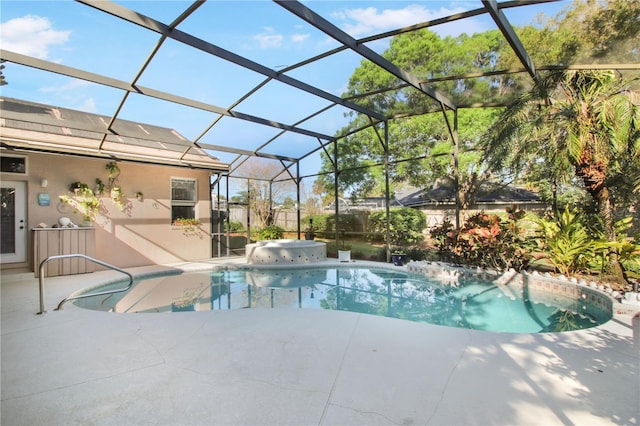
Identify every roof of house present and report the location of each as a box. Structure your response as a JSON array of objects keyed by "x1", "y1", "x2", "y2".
[
  {"x1": 397, "y1": 179, "x2": 541, "y2": 207},
  {"x1": 0, "y1": 97, "x2": 229, "y2": 172}
]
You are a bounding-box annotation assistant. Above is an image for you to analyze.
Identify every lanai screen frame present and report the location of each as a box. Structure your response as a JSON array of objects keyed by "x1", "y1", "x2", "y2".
[{"x1": 1, "y1": 0, "x2": 638, "y2": 261}]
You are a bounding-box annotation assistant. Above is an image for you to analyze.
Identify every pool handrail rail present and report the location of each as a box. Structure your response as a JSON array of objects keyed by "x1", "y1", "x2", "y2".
[{"x1": 38, "y1": 254, "x2": 134, "y2": 314}]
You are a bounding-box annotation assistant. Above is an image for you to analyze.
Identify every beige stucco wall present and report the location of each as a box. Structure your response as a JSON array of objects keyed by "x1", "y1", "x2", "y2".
[{"x1": 4, "y1": 152, "x2": 212, "y2": 270}]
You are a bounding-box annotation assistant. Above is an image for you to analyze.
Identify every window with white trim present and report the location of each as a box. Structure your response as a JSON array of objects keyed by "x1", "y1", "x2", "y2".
[{"x1": 171, "y1": 178, "x2": 197, "y2": 223}]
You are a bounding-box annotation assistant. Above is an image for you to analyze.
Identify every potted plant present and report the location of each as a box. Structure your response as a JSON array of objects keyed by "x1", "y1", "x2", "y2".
[
  {"x1": 69, "y1": 181, "x2": 86, "y2": 194},
  {"x1": 338, "y1": 236, "x2": 351, "y2": 262},
  {"x1": 391, "y1": 249, "x2": 407, "y2": 266},
  {"x1": 110, "y1": 186, "x2": 123, "y2": 199},
  {"x1": 105, "y1": 161, "x2": 120, "y2": 186},
  {"x1": 104, "y1": 162, "x2": 127, "y2": 211},
  {"x1": 304, "y1": 218, "x2": 315, "y2": 240},
  {"x1": 94, "y1": 178, "x2": 105, "y2": 195}
]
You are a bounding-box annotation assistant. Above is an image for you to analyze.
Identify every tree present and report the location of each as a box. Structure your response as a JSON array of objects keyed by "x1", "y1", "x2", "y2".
[
  {"x1": 318, "y1": 26, "x2": 545, "y2": 205},
  {"x1": 230, "y1": 158, "x2": 297, "y2": 228},
  {"x1": 317, "y1": 0, "x2": 639, "y2": 230},
  {"x1": 480, "y1": 69, "x2": 640, "y2": 282},
  {"x1": 301, "y1": 179, "x2": 324, "y2": 217},
  {"x1": 558, "y1": 0, "x2": 640, "y2": 65},
  {"x1": 317, "y1": 108, "x2": 499, "y2": 206}
]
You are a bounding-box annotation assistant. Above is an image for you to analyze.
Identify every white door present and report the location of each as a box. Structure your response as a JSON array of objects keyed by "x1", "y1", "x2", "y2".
[{"x1": 1, "y1": 181, "x2": 27, "y2": 263}]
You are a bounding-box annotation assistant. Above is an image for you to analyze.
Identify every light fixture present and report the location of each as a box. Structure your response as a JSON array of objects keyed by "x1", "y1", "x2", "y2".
[{"x1": 40, "y1": 178, "x2": 48, "y2": 188}]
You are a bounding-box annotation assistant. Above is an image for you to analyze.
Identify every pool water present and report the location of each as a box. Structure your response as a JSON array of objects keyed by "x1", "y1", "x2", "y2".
[{"x1": 73, "y1": 267, "x2": 610, "y2": 333}]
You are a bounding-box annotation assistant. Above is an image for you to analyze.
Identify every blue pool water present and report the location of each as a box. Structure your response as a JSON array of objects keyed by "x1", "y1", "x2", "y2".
[{"x1": 73, "y1": 266, "x2": 610, "y2": 333}]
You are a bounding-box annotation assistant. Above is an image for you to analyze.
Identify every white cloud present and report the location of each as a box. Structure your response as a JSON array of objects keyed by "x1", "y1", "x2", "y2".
[
  {"x1": 39, "y1": 81, "x2": 98, "y2": 112},
  {"x1": 40, "y1": 79, "x2": 90, "y2": 94},
  {"x1": 76, "y1": 97, "x2": 97, "y2": 113},
  {"x1": 333, "y1": 4, "x2": 486, "y2": 38},
  {"x1": 253, "y1": 28, "x2": 284, "y2": 48},
  {"x1": 0, "y1": 15, "x2": 70, "y2": 59},
  {"x1": 291, "y1": 33, "x2": 310, "y2": 43},
  {"x1": 253, "y1": 27, "x2": 310, "y2": 49}
]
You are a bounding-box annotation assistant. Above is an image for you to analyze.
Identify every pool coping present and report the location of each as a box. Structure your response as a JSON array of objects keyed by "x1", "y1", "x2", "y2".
[{"x1": 2, "y1": 257, "x2": 639, "y2": 425}]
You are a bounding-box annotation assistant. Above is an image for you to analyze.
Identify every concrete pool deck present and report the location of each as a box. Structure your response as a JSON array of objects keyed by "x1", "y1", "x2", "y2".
[{"x1": 2, "y1": 258, "x2": 639, "y2": 425}]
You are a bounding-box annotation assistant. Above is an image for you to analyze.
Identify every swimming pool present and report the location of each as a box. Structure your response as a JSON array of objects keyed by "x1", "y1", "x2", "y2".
[{"x1": 72, "y1": 265, "x2": 612, "y2": 333}]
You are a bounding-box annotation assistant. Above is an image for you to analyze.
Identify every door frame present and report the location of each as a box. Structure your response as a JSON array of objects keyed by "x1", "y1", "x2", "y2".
[{"x1": 0, "y1": 180, "x2": 27, "y2": 264}]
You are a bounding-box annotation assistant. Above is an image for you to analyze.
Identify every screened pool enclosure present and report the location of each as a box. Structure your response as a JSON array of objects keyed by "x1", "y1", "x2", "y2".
[{"x1": 1, "y1": 0, "x2": 637, "y2": 260}]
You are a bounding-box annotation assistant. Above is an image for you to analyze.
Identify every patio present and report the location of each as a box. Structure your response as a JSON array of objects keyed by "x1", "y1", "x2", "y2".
[{"x1": 2, "y1": 260, "x2": 638, "y2": 425}]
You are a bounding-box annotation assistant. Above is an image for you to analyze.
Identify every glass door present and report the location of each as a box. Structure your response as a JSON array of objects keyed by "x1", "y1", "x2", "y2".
[{"x1": 1, "y1": 181, "x2": 27, "y2": 263}]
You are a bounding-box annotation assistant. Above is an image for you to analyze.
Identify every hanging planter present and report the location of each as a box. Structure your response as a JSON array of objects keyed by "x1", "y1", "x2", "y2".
[
  {"x1": 60, "y1": 182, "x2": 100, "y2": 223},
  {"x1": 110, "y1": 186, "x2": 126, "y2": 211}
]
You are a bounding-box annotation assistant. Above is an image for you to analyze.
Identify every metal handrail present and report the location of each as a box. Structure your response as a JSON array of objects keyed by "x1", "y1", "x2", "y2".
[{"x1": 38, "y1": 254, "x2": 134, "y2": 314}]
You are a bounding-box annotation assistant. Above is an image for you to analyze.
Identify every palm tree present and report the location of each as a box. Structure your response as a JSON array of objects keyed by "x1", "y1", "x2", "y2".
[{"x1": 481, "y1": 69, "x2": 640, "y2": 282}]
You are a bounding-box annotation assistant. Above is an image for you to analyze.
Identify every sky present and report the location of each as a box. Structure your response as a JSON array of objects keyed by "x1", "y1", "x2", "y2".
[{"x1": 0, "y1": 0, "x2": 570, "y2": 178}]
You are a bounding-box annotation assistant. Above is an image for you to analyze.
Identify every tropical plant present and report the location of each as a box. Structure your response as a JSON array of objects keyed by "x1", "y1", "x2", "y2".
[
  {"x1": 430, "y1": 210, "x2": 531, "y2": 271},
  {"x1": 533, "y1": 206, "x2": 610, "y2": 275},
  {"x1": 611, "y1": 217, "x2": 640, "y2": 280},
  {"x1": 429, "y1": 217, "x2": 456, "y2": 259},
  {"x1": 481, "y1": 69, "x2": 640, "y2": 282}
]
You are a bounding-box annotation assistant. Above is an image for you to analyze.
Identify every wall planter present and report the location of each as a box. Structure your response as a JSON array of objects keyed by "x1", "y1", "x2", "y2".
[
  {"x1": 172, "y1": 218, "x2": 201, "y2": 237},
  {"x1": 171, "y1": 302, "x2": 195, "y2": 312}
]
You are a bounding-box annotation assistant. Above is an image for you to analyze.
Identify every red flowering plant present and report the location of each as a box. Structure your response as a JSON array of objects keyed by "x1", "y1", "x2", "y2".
[{"x1": 429, "y1": 209, "x2": 531, "y2": 271}]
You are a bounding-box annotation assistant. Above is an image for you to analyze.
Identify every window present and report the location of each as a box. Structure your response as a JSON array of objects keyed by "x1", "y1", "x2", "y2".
[
  {"x1": 0, "y1": 156, "x2": 26, "y2": 174},
  {"x1": 171, "y1": 178, "x2": 197, "y2": 223}
]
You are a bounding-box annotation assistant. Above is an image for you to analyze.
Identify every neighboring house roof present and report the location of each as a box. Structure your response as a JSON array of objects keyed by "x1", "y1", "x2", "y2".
[
  {"x1": 324, "y1": 196, "x2": 402, "y2": 211},
  {"x1": 0, "y1": 97, "x2": 229, "y2": 172},
  {"x1": 397, "y1": 180, "x2": 541, "y2": 207}
]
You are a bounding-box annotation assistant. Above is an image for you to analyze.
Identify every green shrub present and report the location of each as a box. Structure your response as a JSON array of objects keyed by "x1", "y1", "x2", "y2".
[
  {"x1": 405, "y1": 247, "x2": 437, "y2": 262},
  {"x1": 225, "y1": 221, "x2": 244, "y2": 232},
  {"x1": 368, "y1": 207, "x2": 426, "y2": 245},
  {"x1": 303, "y1": 215, "x2": 326, "y2": 231},
  {"x1": 303, "y1": 213, "x2": 360, "y2": 237},
  {"x1": 257, "y1": 225, "x2": 284, "y2": 240},
  {"x1": 324, "y1": 213, "x2": 358, "y2": 233}
]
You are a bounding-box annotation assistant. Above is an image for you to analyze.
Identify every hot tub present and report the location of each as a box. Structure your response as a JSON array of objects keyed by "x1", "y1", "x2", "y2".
[{"x1": 245, "y1": 239, "x2": 327, "y2": 264}]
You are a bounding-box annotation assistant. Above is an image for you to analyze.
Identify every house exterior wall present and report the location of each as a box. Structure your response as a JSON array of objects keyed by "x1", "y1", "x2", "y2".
[{"x1": 4, "y1": 152, "x2": 212, "y2": 271}]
